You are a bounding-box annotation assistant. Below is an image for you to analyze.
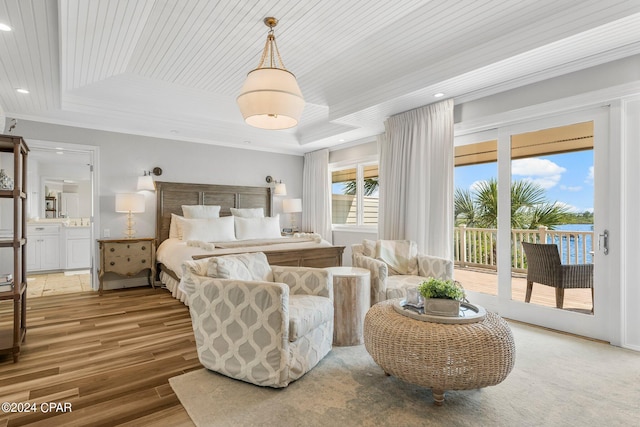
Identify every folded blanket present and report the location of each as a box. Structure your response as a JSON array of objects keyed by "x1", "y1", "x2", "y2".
[
  {"x1": 214, "y1": 236, "x2": 319, "y2": 249},
  {"x1": 186, "y1": 240, "x2": 216, "y2": 251},
  {"x1": 375, "y1": 240, "x2": 418, "y2": 275}
]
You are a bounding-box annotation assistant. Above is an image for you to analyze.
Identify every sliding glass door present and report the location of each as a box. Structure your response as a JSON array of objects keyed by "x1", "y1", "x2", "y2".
[{"x1": 455, "y1": 107, "x2": 614, "y2": 341}]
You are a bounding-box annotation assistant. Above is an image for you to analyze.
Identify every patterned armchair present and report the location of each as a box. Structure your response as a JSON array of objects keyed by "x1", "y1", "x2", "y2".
[
  {"x1": 180, "y1": 252, "x2": 333, "y2": 388},
  {"x1": 352, "y1": 239, "x2": 453, "y2": 306}
]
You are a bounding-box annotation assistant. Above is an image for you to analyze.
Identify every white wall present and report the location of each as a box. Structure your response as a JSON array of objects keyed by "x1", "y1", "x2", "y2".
[
  {"x1": 455, "y1": 54, "x2": 640, "y2": 123},
  {"x1": 13, "y1": 120, "x2": 303, "y2": 289},
  {"x1": 621, "y1": 96, "x2": 640, "y2": 350},
  {"x1": 14, "y1": 120, "x2": 304, "y2": 239}
]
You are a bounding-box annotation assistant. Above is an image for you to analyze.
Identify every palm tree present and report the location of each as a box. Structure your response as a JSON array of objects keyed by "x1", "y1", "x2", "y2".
[
  {"x1": 342, "y1": 177, "x2": 379, "y2": 196},
  {"x1": 455, "y1": 178, "x2": 570, "y2": 229}
]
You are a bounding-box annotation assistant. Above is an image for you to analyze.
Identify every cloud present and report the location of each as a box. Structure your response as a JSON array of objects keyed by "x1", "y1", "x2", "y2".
[
  {"x1": 512, "y1": 158, "x2": 566, "y2": 189},
  {"x1": 560, "y1": 185, "x2": 583, "y2": 192},
  {"x1": 585, "y1": 166, "x2": 594, "y2": 185},
  {"x1": 556, "y1": 201, "x2": 593, "y2": 213},
  {"x1": 512, "y1": 158, "x2": 566, "y2": 176}
]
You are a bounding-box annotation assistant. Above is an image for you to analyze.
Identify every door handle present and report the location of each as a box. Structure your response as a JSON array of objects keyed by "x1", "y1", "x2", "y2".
[{"x1": 598, "y1": 230, "x2": 609, "y2": 255}]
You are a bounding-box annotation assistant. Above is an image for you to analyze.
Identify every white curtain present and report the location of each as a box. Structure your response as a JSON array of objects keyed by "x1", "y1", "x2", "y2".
[
  {"x1": 378, "y1": 99, "x2": 454, "y2": 258},
  {"x1": 302, "y1": 149, "x2": 332, "y2": 243}
]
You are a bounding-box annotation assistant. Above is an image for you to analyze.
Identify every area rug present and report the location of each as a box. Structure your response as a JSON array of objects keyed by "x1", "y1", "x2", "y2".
[{"x1": 170, "y1": 322, "x2": 640, "y2": 427}]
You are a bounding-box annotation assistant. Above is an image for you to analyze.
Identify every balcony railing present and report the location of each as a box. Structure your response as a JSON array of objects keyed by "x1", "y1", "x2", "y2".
[{"x1": 454, "y1": 225, "x2": 594, "y2": 272}]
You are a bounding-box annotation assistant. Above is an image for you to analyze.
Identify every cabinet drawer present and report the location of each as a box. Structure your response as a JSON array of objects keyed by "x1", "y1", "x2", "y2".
[
  {"x1": 28, "y1": 224, "x2": 60, "y2": 236},
  {"x1": 103, "y1": 241, "x2": 151, "y2": 258},
  {"x1": 104, "y1": 254, "x2": 151, "y2": 276}
]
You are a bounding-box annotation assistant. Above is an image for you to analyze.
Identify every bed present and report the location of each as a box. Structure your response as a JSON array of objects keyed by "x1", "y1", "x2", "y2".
[{"x1": 154, "y1": 181, "x2": 344, "y2": 303}]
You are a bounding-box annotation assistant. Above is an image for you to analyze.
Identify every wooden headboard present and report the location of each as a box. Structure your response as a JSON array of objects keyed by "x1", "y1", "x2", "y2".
[{"x1": 155, "y1": 181, "x2": 273, "y2": 245}]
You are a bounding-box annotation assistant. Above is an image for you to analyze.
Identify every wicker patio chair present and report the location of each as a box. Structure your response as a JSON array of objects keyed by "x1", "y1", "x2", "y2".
[{"x1": 521, "y1": 242, "x2": 593, "y2": 310}]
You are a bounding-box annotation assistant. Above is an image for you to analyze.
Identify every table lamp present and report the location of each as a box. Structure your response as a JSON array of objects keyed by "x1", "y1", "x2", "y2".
[
  {"x1": 115, "y1": 193, "x2": 145, "y2": 238},
  {"x1": 282, "y1": 198, "x2": 302, "y2": 232}
]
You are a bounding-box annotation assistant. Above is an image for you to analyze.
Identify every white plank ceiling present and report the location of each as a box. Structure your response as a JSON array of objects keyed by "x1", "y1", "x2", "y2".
[{"x1": 0, "y1": 0, "x2": 639, "y2": 154}]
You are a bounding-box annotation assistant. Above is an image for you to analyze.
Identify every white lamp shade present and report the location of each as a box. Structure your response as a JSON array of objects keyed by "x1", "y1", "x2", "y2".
[
  {"x1": 115, "y1": 193, "x2": 145, "y2": 213},
  {"x1": 137, "y1": 175, "x2": 155, "y2": 191},
  {"x1": 274, "y1": 182, "x2": 287, "y2": 196},
  {"x1": 237, "y1": 68, "x2": 304, "y2": 130},
  {"x1": 282, "y1": 198, "x2": 302, "y2": 213}
]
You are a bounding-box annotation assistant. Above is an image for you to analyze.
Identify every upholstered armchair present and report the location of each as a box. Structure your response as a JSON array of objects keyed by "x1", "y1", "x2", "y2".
[
  {"x1": 180, "y1": 252, "x2": 334, "y2": 388},
  {"x1": 352, "y1": 239, "x2": 453, "y2": 306}
]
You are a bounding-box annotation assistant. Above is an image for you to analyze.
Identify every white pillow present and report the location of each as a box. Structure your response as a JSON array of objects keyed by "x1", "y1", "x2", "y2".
[
  {"x1": 230, "y1": 207, "x2": 264, "y2": 218},
  {"x1": 169, "y1": 213, "x2": 185, "y2": 239},
  {"x1": 234, "y1": 215, "x2": 281, "y2": 240},
  {"x1": 181, "y1": 217, "x2": 236, "y2": 242},
  {"x1": 182, "y1": 204, "x2": 221, "y2": 219}
]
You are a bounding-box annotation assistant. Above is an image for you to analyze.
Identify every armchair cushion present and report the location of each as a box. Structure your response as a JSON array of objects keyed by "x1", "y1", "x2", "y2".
[
  {"x1": 288, "y1": 295, "x2": 334, "y2": 341},
  {"x1": 385, "y1": 275, "x2": 429, "y2": 300}
]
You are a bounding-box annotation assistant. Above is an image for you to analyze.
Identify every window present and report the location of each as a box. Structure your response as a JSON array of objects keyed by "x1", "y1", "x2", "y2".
[{"x1": 331, "y1": 162, "x2": 379, "y2": 227}]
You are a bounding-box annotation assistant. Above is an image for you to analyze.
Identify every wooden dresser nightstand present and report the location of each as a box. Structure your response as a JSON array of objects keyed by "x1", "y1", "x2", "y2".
[{"x1": 97, "y1": 238, "x2": 156, "y2": 295}]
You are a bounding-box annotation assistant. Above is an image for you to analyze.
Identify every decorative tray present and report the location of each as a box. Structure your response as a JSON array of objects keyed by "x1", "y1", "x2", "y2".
[{"x1": 392, "y1": 299, "x2": 486, "y2": 324}]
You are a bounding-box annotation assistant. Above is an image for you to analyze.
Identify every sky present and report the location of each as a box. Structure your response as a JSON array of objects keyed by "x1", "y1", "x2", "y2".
[{"x1": 455, "y1": 150, "x2": 594, "y2": 214}]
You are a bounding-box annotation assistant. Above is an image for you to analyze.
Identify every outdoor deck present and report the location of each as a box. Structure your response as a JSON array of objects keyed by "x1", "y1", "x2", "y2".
[{"x1": 454, "y1": 266, "x2": 593, "y2": 313}]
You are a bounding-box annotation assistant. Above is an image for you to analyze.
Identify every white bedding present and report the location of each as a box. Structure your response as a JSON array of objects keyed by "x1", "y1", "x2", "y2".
[{"x1": 156, "y1": 236, "x2": 330, "y2": 280}]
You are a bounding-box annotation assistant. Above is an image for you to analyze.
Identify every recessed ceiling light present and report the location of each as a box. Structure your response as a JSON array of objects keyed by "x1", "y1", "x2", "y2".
[
  {"x1": 55, "y1": 147, "x2": 63, "y2": 150},
  {"x1": 433, "y1": 92, "x2": 445, "y2": 98},
  {"x1": 339, "y1": 139, "x2": 345, "y2": 142},
  {"x1": 0, "y1": 23, "x2": 12, "y2": 32},
  {"x1": 56, "y1": 151, "x2": 63, "y2": 155},
  {"x1": 16, "y1": 88, "x2": 29, "y2": 94}
]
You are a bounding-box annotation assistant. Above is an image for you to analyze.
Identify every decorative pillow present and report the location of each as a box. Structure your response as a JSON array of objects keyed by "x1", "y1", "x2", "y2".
[
  {"x1": 362, "y1": 239, "x2": 377, "y2": 257},
  {"x1": 375, "y1": 240, "x2": 418, "y2": 275},
  {"x1": 230, "y1": 207, "x2": 264, "y2": 218},
  {"x1": 181, "y1": 216, "x2": 236, "y2": 242},
  {"x1": 234, "y1": 215, "x2": 281, "y2": 240},
  {"x1": 181, "y1": 204, "x2": 221, "y2": 219},
  {"x1": 207, "y1": 252, "x2": 273, "y2": 282},
  {"x1": 169, "y1": 213, "x2": 185, "y2": 239},
  {"x1": 215, "y1": 257, "x2": 254, "y2": 281}
]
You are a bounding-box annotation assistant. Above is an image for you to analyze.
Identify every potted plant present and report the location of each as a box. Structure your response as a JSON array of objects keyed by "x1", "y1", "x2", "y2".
[{"x1": 417, "y1": 278, "x2": 466, "y2": 317}]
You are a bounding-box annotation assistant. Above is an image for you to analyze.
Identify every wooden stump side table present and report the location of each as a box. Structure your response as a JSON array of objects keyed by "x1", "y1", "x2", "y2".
[{"x1": 327, "y1": 266, "x2": 371, "y2": 346}]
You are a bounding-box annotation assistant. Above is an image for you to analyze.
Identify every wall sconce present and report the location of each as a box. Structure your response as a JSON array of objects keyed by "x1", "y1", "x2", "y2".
[
  {"x1": 282, "y1": 198, "x2": 302, "y2": 231},
  {"x1": 137, "y1": 167, "x2": 162, "y2": 191},
  {"x1": 265, "y1": 175, "x2": 287, "y2": 196},
  {"x1": 115, "y1": 193, "x2": 145, "y2": 238}
]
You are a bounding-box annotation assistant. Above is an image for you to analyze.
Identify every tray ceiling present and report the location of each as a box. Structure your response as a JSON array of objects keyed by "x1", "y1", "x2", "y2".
[{"x1": 1, "y1": 0, "x2": 639, "y2": 154}]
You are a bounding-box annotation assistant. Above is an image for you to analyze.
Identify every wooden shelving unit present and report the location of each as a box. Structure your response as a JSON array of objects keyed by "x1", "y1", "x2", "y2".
[{"x1": 0, "y1": 134, "x2": 28, "y2": 363}]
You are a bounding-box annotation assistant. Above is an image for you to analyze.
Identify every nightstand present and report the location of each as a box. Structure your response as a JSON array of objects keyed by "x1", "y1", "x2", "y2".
[{"x1": 97, "y1": 238, "x2": 156, "y2": 295}]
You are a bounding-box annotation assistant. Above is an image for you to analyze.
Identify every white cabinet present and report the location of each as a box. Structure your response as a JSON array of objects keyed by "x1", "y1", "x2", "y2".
[
  {"x1": 27, "y1": 224, "x2": 61, "y2": 272},
  {"x1": 64, "y1": 227, "x2": 90, "y2": 269}
]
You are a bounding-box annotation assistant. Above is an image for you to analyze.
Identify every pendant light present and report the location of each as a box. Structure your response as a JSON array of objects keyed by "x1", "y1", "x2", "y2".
[{"x1": 237, "y1": 17, "x2": 304, "y2": 130}]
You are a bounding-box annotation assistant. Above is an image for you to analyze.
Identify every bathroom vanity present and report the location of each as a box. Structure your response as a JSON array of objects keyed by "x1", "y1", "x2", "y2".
[{"x1": 27, "y1": 220, "x2": 91, "y2": 272}]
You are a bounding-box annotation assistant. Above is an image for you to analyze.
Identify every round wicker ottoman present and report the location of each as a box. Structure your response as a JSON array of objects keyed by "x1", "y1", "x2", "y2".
[{"x1": 364, "y1": 299, "x2": 515, "y2": 405}]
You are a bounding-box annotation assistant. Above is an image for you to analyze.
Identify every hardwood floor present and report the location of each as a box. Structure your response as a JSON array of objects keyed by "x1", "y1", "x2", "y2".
[{"x1": 0, "y1": 288, "x2": 198, "y2": 426}]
